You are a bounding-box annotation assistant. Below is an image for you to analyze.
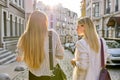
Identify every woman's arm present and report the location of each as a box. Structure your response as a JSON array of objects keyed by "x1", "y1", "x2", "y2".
[
  {"x1": 71, "y1": 41, "x2": 89, "y2": 70},
  {"x1": 54, "y1": 31, "x2": 64, "y2": 59}
]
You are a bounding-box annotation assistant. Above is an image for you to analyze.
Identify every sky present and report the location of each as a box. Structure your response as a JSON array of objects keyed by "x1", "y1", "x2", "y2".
[{"x1": 37, "y1": 0, "x2": 82, "y2": 17}]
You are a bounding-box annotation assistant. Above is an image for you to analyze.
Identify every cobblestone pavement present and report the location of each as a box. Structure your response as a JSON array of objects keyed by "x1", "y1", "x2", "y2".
[
  {"x1": 12, "y1": 50, "x2": 74, "y2": 80},
  {"x1": 59, "y1": 50, "x2": 120, "y2": 80},
  {"x1": 108, "y1": 66, "x2": 120, "y2": 80},
  {"x1": 58, "y1": 50, "x2": 74, "y2": 80},
  {"x1": 3, "y1": 50, "x2": 120, "y2": 80}
]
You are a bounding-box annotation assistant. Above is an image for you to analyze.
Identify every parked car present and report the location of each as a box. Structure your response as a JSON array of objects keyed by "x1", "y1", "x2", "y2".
[
  {"x1": 64, "y1": 42, "x2": 75, "y2": 53},
  {"x1": 69, "y1": 43, "x2": 75, "y2": 53},
  {"x1": 106, "y1": 40, "x2": 120, "y2": 66},
  {"x1": 64, "y1": 43, "x2": 70, "y2": 49}
]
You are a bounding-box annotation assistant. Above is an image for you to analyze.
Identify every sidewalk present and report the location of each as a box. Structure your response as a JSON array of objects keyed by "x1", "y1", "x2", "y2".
[
  {"x1": 0, "y1": 62, "x2": 27, "y2": 80},
  {"x1": 0, "y1": 50, "x2": 74, "y2": 80},
  {"x1": 58, "y1": 50, "x2": 74, "y2": 80}
]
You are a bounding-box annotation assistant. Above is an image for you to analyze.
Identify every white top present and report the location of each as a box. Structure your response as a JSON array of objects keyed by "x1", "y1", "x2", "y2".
[
  {"x1": 17, "y1": 29, "x2": 64, "y2": 76},
  {"x1": 73, "y1": 38, "x2": 108, "y2": 80}
]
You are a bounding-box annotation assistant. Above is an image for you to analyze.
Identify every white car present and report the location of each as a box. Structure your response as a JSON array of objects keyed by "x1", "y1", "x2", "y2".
[
  {"x1": 64, "y1": 42, "x2": 75, "y2": 53},
  {"x1": 106, "y1": 40, "x2": 120, "y2": 66}
]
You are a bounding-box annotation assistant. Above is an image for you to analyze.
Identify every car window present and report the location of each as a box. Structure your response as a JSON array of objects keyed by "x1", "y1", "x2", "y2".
[{"x1": 106, "y1": 41, "x2": 120, "y2": 48}]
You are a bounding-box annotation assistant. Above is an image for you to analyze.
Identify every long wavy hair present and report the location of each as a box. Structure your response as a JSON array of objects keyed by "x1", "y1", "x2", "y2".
[
  {"x1": 17, "y1": 11, "x2": 48, "y2": 70},
  {"x1": 78, "y1": 17, "x2": 99, "y2": 53}
]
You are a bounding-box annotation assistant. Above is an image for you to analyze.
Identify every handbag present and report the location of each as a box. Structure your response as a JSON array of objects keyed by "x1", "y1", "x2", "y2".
[
  {"x1": 99, "y1": 38, "x2": 111, "y2": 80},
  {"x1": 49, "y1": 31, "x2": 67, "y2": 80}
]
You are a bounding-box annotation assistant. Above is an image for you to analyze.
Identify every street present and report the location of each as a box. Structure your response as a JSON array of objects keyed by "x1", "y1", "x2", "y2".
[
  {"x1": 1, "y1": 50, "x2": 120, "y2": 80},
  {"x1": 59, "y1": 50, "x2": 120, "y2": 80},
  {"x1": 108, "y1": 66, "x2": 120, "y2": 80},
  {"x1": 0, "y1": 0, "x2": 120, "y2": 80}
]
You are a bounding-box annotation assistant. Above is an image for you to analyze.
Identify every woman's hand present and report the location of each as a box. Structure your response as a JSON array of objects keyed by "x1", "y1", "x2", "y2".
[{"x1": 71, "y1": 59, "x2": 76, "y2": 67}]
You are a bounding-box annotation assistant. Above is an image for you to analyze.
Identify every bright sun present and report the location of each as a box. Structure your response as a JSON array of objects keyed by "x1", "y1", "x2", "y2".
[
  {"x1": 37, "y1": 0, "x2": 60, "y2": 7},
  {"x1": 37, "y1": 0, "x2": 81, "y2": 17}
]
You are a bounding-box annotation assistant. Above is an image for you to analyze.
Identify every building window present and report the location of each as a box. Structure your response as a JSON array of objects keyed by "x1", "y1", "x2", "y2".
[
  {"x1": 105, "y1": 0, "x2": 111, "y2": 14},
  {"x1": 22, "y1": 20, "x2": 24, "y2": 33},
  {"x1": 3, "y1": 12, "x2": 7, "y2": 36},
  {"x1": 93, "y1": 2, "x2": 99, "y2": 17},
  {"x1": 115, "y1": 0, "x2": 119, "y2": 11},
  {"x1": 87, "y1": 8, "x2": 91, "y2": 17},
  {"x1": 22, "y1": 0, "x2": 24, "y2": 8},
  {"x1": 107, "y1": 0, "x2": 111, "y2": 8},
  {"x1": 50, "y1": 14, "x2": 53, "y2": 20},
  {"x1": 106, "y1": 28, "x2": 109, "y2": 37},
  {"x1": 116, "y1": 26, "x2": 120, "y2": 38},
  {"x1": 19, "y1": 19, "x2": 21, "y2": 36},
  {"x1": 96, "y1": 25, "x2": 100, "y2": 30},
  {"x1": 50, "y1": 22, "x2": 53, "y2": 28},
  {"x1": 15, "y1": 17, "x2": 17, "y2": 36},
  {"x1": 15, "y1": 0, "x2": 17, "y2": 3},
  {"x1": 96, "y1": 25, "x2": 100, "y2": 34},
  {"x1": 117, "y1": 29, "x2": 120, "y2": 38},
  {"x1": 19, "y1": 0, "x2": 21, "y2": 6},
  {"x1": 10, "y1": 15, "x2": 13, "y2": 36}
]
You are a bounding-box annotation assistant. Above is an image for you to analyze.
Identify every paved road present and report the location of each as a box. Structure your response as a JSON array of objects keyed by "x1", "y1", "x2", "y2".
[
  {"x1": 1, "y1": 50, "x2": 120, "y2": 80},
  {"x1": 58, "y1": 50, "x2": 74, "y2": 80},
  {"x1": 108, "y1": 66, "x2": 120, "y2": 80},
  {"x1": 59, "y1": 50, "x2": 120, "y2": 80}
]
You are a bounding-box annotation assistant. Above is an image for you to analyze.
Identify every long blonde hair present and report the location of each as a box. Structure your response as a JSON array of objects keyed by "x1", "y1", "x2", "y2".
[
  {"x1": 17, "y1": 11, "x2": 48, "y2": 69},
  {"x1": 78, "y1": 17, "x2": 99, "y2": 53}
]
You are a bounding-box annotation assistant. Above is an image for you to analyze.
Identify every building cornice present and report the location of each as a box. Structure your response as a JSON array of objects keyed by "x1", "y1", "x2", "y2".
[
  {"x1": 10, "y1": 2, "x2": 25, "y2": 14},
  {"x1": 0, "y1": 0, "x2": 7, "y2": 7}
]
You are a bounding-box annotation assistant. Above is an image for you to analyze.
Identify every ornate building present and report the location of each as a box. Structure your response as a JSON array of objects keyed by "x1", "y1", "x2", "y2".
[
  {"x1": 82, "y1": 0, "x2": 120, "y2": 38},
  {"x1": 81, "y1": 0, "x2": 86, "y2": 17},
  {"x1": 36, "y1": 1, "x2": 78, "y2": 44},
  {"x1": 0, "y1": 0, "x2": 25, "y2": 51}
]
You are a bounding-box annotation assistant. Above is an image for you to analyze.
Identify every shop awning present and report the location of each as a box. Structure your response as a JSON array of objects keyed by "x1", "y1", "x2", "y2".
[{"x1": 107, "y1": 17, "x2": 120, "y2": 27}]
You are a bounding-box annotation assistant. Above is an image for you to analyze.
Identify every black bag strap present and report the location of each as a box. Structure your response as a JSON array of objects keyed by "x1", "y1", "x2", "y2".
[
  {"x1": 49, "y1": 31, "x2": 54, "y2": 70},
  {"x1": 100, "y1": 38, "x2": 105, "y2": 68}
]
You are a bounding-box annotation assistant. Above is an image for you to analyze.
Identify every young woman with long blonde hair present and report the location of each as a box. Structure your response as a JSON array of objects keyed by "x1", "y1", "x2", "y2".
[
  {"x1": 16, "y1": 11, "x2": 64, "y2": 80},
  {"x1": 71, "y1": 17, "x2": 108, "y2": 80}
]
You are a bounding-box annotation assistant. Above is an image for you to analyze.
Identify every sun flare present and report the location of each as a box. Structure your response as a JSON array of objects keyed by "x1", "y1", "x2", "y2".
[
  {"x1": 37, "y1": 0, "x2": 81, "y2": 17},
  {"x1": 37, "y1": 0, "x2": 60, "y2": 7}
]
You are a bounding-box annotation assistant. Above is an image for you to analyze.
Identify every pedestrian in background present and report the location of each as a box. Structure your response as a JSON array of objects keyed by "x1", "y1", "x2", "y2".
[
  {"x1": 16, "y1": 10, "x2": 64, "y2": 80},
  {"x1": 71, "y1": 17, "x2": 108, "y2": 80}
]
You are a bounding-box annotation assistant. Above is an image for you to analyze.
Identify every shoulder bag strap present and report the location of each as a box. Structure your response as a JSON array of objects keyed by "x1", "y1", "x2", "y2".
[
  {"x1": 49, "y1": 31, "x2": 54, "y2": 70},
  {"x1": 100, "y1": 38, "x2": 105, "y2": 68}
]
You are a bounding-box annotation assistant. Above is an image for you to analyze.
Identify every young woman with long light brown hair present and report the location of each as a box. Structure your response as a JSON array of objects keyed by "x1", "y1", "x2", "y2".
[
  {"x1": 16, "y1": 11, "x2": 64, "y2": 80},
  {"x1": 71, "y1": 17, "x2": 108, "y2": 80}
]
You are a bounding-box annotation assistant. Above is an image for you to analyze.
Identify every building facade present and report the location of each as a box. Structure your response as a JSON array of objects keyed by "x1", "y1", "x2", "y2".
[
  {"x1": 0, "y1": 0, "x2": 25, "y2": 51},
  {"x1": 25, "y1": 0, "x2": 36, "y2": 22},
  {"x1": 84, "y1": 0, "x2": 120, "y2": 38},
  {"x1": 36, "y1": 1, "x2": 78, "y2": 44},
  {"x1": 81, "y1": 0, "x2": 86, "y2": 17}
]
